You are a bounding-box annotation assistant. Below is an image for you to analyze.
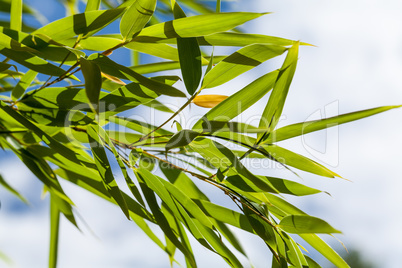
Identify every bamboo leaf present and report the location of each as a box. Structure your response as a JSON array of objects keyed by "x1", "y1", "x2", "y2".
[
  {"x1": 33, "y1": 8, "x2": 126, "y2": 41},
  {"x1": 223, "y1": 175, "x2": 321, "y2": 196},
  {"x1": 202, "y1": 44, "x2": 287, "y2": 89},
  {"x1": 49, "y1": 198, "x2": 60, "y2": 268},
  {"x1": 171, "y1": 1, "x2": 202, "y2": 95},
  {"x1": 192, "y1": 70, "x2": 279, "y2": 129},
  {"x1": 134, "y1": 169, "x2": 197, "y2": 267},
  {"x1": 85, "y1": 0, "x2": 100, "y2": 11},
  {"x1": 258, "y1": 42, "x2": 299, "y2": 140},
  {"x1": 10, "y1": 0, "x2": 22, "y2": 31},
  {"x1": 299, "y1": 234, "x2": 350, "y2": 268},
  {"x1": 11, "y1": 70, "x2": 37, "y2": 101},
  {"x1": 92, "y1": 124, "x2": 146, "y2": 206},
  {"x1": 80, "y1": 57, "x2": 102, "y2": 114},
  {"x1": 0, "y1": 173, "x2": 28, "y2": 204},
  {"x1": 242, "y1": 204, "x2": 277, "y2": 249},
  {"x1": 192, "y1": 94, "x2": 228, "y2": 108},
  {"x1": 266, "y1": 105, "x2": 402, "y2": 143},
  {"x1": 279, "y1": 215, "x2": 341, "y2": 234},
  {"x1": 89, "y1": 53, "x2": 185, "y2": 97},
  {"x1": 135, "y1": 12, "x2": 268, "y2": 39},
  {"x1": 87, "y1": 125, "x2": 130, "y2": 219},
  {"x1": 260, "y1": 144, "x2": 340, "y2": 178},
  {"x1": 165, "y1": 129, "x2": 199, "y2": 151},
  {"x1": 120, "y1": 0, "x2": 156, "y2": 40}
]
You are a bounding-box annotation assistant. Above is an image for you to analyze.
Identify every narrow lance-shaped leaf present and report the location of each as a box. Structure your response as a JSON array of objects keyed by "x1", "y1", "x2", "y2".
[
  {"x1": 49, "y1": 198, "x2": 60, "y2": 268},
  {"x1": 134, "y1": 169, "x2": 197, "y2": 267},
  {"x1": 0, "y1": 173, "x2": 28, "y2": 204},
  {"x1": 171, "y1": 0, "x2": 202, "y2": 95},
  {"x1": 154, "y1": 32, "x2": 312, "y2": 47},
  {"x1": 258, "y1": 42, "x2": 299, "y2": 141},
  {"x1": 300, "y1": 234, "x2": 350, "y2": 268},
  {"x1": 89, "y1": 53, "x2": 185, "y2": 97},
  {"x1": 80, "y1": 57, "x2": 102, "y2": 114},
  {"x1": 10, "y1": 0, "x2": 22, "y2": 31},
  {"x1": 120, "y1": 0, "x2": 156, "y2": 40},
  {"x1": 11, "y1": 69, "x2": 37, "y2": 101},
  {"x1": 192, "y1": 94, "x2": 228, "y2": 108},
  {"x1": 135, "y1": 12, "x2": 268, "y2": 39},
  {"x1": 85, "y1": 0, "x2": 100, "y2": 11},
  {"x1": 32, "y1": 8, "x2": 126, "y2": 41},
  {"x1": 265, "y1": 105, "x2": 402, "y2": 143},
  {"x1": 279, "y1": 215, "x2": 341, "y2": 234},
  {"x1": 87, "y1": 125, "x2": 130, "y2": 219},
  {"x1": 202, "y1": 44, "x2": 287, "y2": 89},
  {"x1": 91, "y1": 124, "x2": 146, "y2": 206},
  {"x1": 192, "y1": 70, "x2": 279, "y2": 129},
  {"x1": 260, "y1": 144, "x2": 340, "y2": 178}
]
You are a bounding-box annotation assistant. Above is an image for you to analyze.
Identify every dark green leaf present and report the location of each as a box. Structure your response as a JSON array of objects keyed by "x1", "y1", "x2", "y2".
[{"x1": 80, "y1": 57, "x2": 102, "y2": 114}]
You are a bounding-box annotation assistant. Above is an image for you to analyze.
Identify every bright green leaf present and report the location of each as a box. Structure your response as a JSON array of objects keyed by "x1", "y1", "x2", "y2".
[{"x1": 120, "y1": 0, "x2": 156, "y2": 40}]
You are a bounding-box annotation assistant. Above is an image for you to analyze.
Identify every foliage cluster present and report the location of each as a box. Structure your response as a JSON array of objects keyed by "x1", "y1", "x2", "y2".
[{"x1": 0, "y1": 0, "x2": 400, "y2": 267}]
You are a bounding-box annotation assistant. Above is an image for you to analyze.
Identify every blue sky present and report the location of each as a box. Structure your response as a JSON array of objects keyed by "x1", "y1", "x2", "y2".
[{"x1": 1, "y1": 0, "x2": 402, "y2": 267}]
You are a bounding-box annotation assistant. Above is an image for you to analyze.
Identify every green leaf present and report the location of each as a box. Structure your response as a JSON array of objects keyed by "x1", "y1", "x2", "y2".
[
  {"x1": 150, "y1": 32, "x2": 310, "y2": 47},
  {"x1": 265, "y1": 105, "x2": 402, "y2": 143},
  {"x1": 260, "y1": 144, "x2": 340, "y2": 178},
  {"x1": 279, "y1": 215, "x2": 341, "y2": 234},
  {"x1": 49, "y1": 198, "x2": 60, "y2": 268},
  {"x1": 171, "y1": 1, "x2": 202, "y2": 95},
  {"x1": 89, "y1": 53, "x2": 185, "y2": 97},
  {"x1": 299, "y1": 234, "x2": 350, "y2": 268},
  {"x1": 304, "y1": 256, "x2": 322, "y2": 268},
  {"x1": 192, "y1": 70, "x2": 279, "y2": 129},
  {"x1": 10, "y1": 0, "x2": 22, "y2": 31},
  {"x1": 202, "y1": 44, "x2": 287, "y2": 89},
  {"x1": 80, "y1": 57, "x2": 102, "y2": 114},
  {"x1": 85, "y1": 0, "x2": 100, "y2": 11},
  {"x1": 130, "y1": 55, "x2": 225, "y2": 74},
  {"x1": 134, "y1": 169, "x2": 197, "y2": 267},
  {"x1": 11, "y1": 69, "x2": 37, "y2": 101},
  {"x1": 135, "y1": 12, "x2": 268, "y2": 39},
  {"x1": 87, "y1": 125, "x2": 130, "y2": 219},
  {"x1": 0, "y1": 62, "x2": 17, "y2": 73},
  {"x1": 56, "y1": 167, "x2": 153, "y2": 221},
  {"x1": 120, "y1": 0, "x2": 157, "y2": 40},
  {"x1": 92, "y1": 124, "x2": 146, "y2": 206},
  {"x1": 125, "y1": 42, "x2": 179, "y2": 61},
  {"x1": 33, "y1": 8, "x2": 126, "y2": 41},
  {"x1": 177, "y1": 37, "x2": 202, "y2": 95},
  {"x1": 0, "y1": 173, "x2": 28, "y2": 204},
  {"x1": 223, "y1": 175, "x2": 321, "y2": 196},
  {"x1": 165, "y1": 129, "x2": 199, "y2": 151},
  {"x1": 258, "y1": 42, "x2": 299, "y2": 140},
  {"x1": 0, "y1": 50, "x2": 66, "y2": 76},
  {"x1": 1, "y1": 136, "x2": 77, "y2": 226},
  {"x1": 242, "y1": 204, "x2": 277, "y2": 249}
]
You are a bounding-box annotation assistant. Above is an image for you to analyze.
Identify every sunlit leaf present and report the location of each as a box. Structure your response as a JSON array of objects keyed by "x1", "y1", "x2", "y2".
[
  {"x1": 279, "y1": 215, "x2": 341, "y2": 234},
  {"x1": 265, "y1": 105, "x2": 402, "y2": 143},
  {"x1": 10, "y1": 0, "x2": 22, "y2": 31},
  {"x1": 202, "y1": 44, "x2": 287, "y2": 89},
  {"x1": 258, "y1": 42, "x2": 299, "y2": 140},
  {"x1": 0, "y1": 173, "x2": 28, "y2": 204},
  {"x1": 192, "y1": 94, "x2": 228, "y2": 108},
  {"x1": 135, "y1": 12, "x2": 268, "y2": 39},
  {"x1": 120, "y1": 0, "x2": 156, "y2": 40},
  {"x1": 192, "y1": 70, "x2": 279, "y2": 129},
  {"x1": 80, "y1": 57, "x2": 102, "y2": 114}
]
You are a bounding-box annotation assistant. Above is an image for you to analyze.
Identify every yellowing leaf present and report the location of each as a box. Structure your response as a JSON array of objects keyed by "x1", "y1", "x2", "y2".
[
  {"x1": 101, "y1": 72, "x2": 126, "y2": 85},
  {"x1": 192, "y1": 94, "x2": 228, "y2": 108}
]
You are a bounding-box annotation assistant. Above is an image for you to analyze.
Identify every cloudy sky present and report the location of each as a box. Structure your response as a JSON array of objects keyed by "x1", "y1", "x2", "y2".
[{"x1": 1, "y1": 0, "x2": 402, "y2": 267}]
